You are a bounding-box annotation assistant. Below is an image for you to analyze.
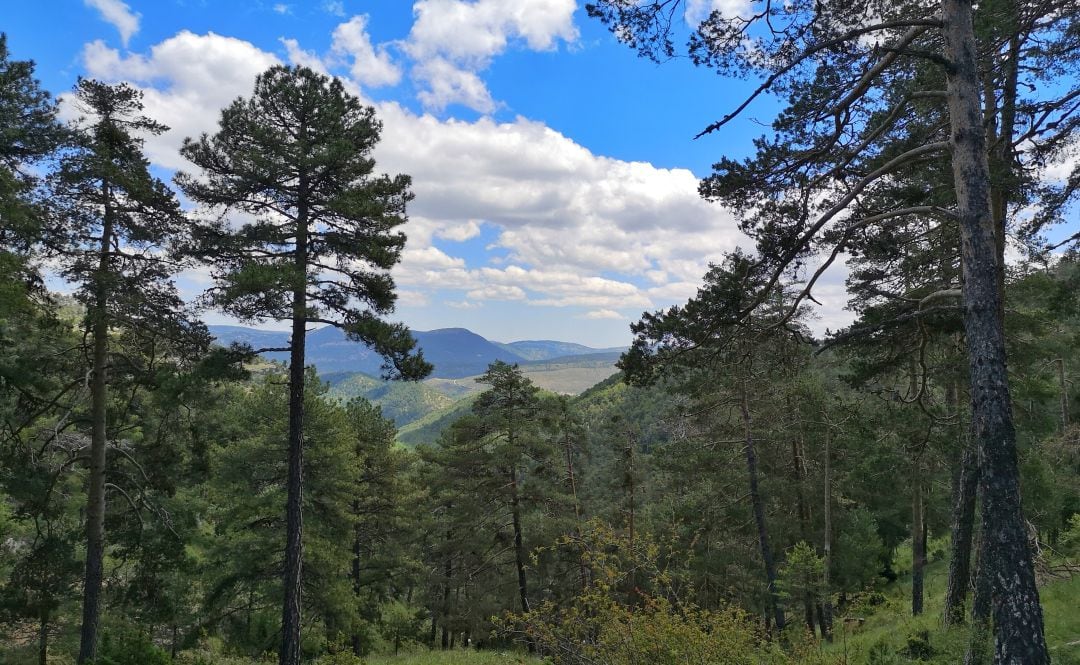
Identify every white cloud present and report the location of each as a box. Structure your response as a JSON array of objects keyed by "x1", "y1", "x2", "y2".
[
  {"x1": 280, "y1": 38, "x2": 329, "y2": 74},
  {"x1": 330, "y1": 15, "x2": 402, "y2": 88},
  {"x1": 77, "y1": 30, "x2": 754, "y2": 327},
  {"x1": 583, "y1": 309, "x2": 624, "y2": 320},
  {"x1": 396, "y1": 289, "x2": 431, "y2": 306},
  {"x1": 273, "y1": 4, "x2": 293, "y2": 15},
  {"x1": 323, "y1": 1, "x2": 346, "y2": 17},
  {"x1": 413, "y1": 57, "x2": 497, "y2": 113},
  {"x1": 84, "y1": 0, "x2": 140, "y2": 46},
  {"x1": 684, "y1": 0, "x2": 754, "y2": 25},
  {"x1": 436, "y1": 219, "x2": 482, "y2": 242},
  {"x1": 467, "y1": 285, "x2": 526, "y2": 300},
  {"x1": 403, "y1": 0, "x2": 577, "y2": 113},
  {"x1": 80, "y1": 32, "x2": 281, "y2": 170}
]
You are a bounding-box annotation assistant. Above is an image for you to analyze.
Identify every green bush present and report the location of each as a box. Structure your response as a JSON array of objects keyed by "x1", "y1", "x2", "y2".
[{"x1": 91, "y1": 625, "x2": 171, "y2": 665}]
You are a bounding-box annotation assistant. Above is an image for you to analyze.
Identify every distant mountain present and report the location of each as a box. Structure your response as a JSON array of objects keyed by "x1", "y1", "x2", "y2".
[
  {"x1": 495, "y1": 339, "x2": 626, "y2": 361},
  {"x1": 208, "y1": 324, "x2": 623, "y2": 380}
]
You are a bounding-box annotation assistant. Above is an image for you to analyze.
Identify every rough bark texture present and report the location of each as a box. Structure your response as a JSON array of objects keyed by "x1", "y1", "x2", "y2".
[
  {"x1": 78, "y1": 184, "x2": 113, "y2": 665},
  {"x1": 943, "y1": 0, "x2": 1050, "y2": 662},
  {"x1": 945, "y1": 442, "x2": 980, "y2": 625},
  {"x1": 280, "y1": 194, "x2": 308, "y2": 665},
  {"x1": 739, "y1": 388, "x2": 785, "y2": 631}
]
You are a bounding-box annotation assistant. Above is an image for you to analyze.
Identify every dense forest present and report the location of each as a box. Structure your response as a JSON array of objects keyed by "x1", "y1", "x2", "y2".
[{"x1": 2, "y1": 1, "x2": 1080, "y2": 665}]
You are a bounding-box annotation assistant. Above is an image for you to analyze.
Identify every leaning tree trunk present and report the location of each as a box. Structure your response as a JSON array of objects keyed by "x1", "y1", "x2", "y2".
[
  {"x1": 280, "y1": 192, "x2": 309, "y2": 665},
  {"x1": 739, "y1": 387, "x2": 786, "y2": 632},
  {"x1": 78, "y1": 182, "x2": 114, "y2": 665},
  {"x1": 943, "y1": 0, "x2": 1049, "y2": 662}
]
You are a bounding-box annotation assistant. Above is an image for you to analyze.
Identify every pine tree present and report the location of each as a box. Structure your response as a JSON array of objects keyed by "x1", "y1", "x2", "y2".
[
  {"x1": 43, "y1": 78, "x2": 197, "y2": 663},
  {"x1": 177, "y1": 65, "x2": 430, "y2": 665}
]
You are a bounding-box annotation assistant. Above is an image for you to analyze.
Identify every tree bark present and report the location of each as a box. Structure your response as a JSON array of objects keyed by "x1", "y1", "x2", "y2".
[
  {"x1": 78, "y1": 180, "x2": 114, "y2": 665},
  {"x1": 280, "y1": 184, "x2": 309, "y2": 665},
  {"x1": 943, "y1": 0, "x2": 1049, "y2": 661},
  {"x1": 945, "y1": 442, "x2": 980, "y2": 625},
  {"x1": 351, "y1": 506, "x2": 363, "y2": 657},
  {"x1": 912, "y1": 470, "x2": 926, "y2": 616},
  {"x1": 38, "y1": 608, "x2": 49, "y2": 665},
  {"x1": 822, "y1": 425, "x2": 834, "y2": 640},
  {"x1": 509, "y1": 468, "x2": 532, "y2": 624},
  {"x1": 739, "y1": 387, "x2": 785, "y2": 632},
  {"x1": 1057, "y1": 358, "x2": 1069, "y2": 432}
]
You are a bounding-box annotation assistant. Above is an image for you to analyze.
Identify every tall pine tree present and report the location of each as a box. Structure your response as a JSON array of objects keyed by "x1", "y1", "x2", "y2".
[{"x1": 177, "y1": 65, "x2": 430, "y2": 665}]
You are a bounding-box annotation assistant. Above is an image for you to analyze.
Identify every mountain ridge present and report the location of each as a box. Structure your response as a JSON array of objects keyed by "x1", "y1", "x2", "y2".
[{"x1": 208, "y1": 324, "x2": 627, "y2": 379}]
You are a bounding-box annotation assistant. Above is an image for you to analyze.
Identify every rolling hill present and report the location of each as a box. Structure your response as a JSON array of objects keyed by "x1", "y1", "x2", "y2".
[
  {"x1": 208, "y1": 324, "x2": 625, "y2": 379},
  {"x1": 210, "y1": 325, "x2": 626, "y2": 433}
]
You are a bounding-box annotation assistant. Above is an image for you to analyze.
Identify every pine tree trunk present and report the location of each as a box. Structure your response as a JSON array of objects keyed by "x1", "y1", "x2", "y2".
[
  {"x1": 509, "y1": 467, "x2": 535, "y2": 649},
  {"x1": 280, "y1": 193, "x2": 308, "y2": 665},
  {"x1": 943, "y1": 0, "x2": 1049, "y2": 661},
  {"x1": 945, "y1": 442, "x2": 979, "y2": 625},
  {"x1": 912, "y1": 470, "x2": 926, "y2": 616},
  {"x1": 1057, "y1": 358, "x2": 1069, "y2": 432},
  {"x1": 351, "y1": 508, "x2": 363, "y2": 657},
  {"x1": 822, "y1": 426, "x2": 834, "y2": 641},
  {"x1": 739, "y1": 387, "x2": 785, "y2": 631},
  {"x1": 38, "y1": 607, "x2": 49, "y2": 665},
  {"x1": 78, "y1": 181, "x2": 114, "y2": 665},
  {"x1": 563, "y1": 430, "x2": 589, "y2": 592}
]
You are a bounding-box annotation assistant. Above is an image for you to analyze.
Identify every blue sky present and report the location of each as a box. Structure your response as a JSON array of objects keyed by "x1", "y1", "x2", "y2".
[{"x1": 6, "y1": 0, "x2": 852, "y2": 347}]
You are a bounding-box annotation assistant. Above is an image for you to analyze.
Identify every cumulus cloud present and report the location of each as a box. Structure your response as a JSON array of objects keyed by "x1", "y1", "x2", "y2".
[
  {"x1": 80, "y1": 32, "x2": 280, "y2": 169},
  {"x1": 280, "y1": 38, "x2": 329, "y2": 74},
  {"x1": 403, "y1": 0, "x2": 577, "y2": 113},
  {"x1": 412, "y1": 57, "x2": 497, "y2": 113},
  {"x1": 331, "y1": 15, "x2": 402, "y2": 88},
  {"x1": 76, "y1": 29, "x2": 754, "y2": 328},
  {"x1": 84, "y1": 0, "x2": 140, "y2": 46}
]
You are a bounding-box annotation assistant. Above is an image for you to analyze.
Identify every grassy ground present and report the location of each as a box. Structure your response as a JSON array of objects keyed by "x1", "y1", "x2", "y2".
[
  {"x1": 815, "y1": 555, "x2": 1080, "y2": 664},
  {"x1": 366, "y1": 652, "x2": 534, "y2": 665}
]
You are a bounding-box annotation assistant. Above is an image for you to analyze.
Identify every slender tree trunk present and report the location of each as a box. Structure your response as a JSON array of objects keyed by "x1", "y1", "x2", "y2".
[
  {"x1": 509, "y1": 468, "x2": 532, "y2": 629},
  {"x1": 792, "y1": 424, "x2": 815, "y2": 635},
  {"x1": 943, "y1": 1, "x2": 1049, "y2": 661},
  {"x1": 38, "y1": 607, "x2": 49, "y2": 665},
  {"x1": 351, "y1": 507, "x2": 363, "y2": 657},
  {"x1": 912, "y1": 469, "x2": 926, "y2": 616},
  {"x1": 945, "y1": 442, "x2": 980, "y2": 625},
  {"x1": 563, "y1": 429, "x2": 589, "y2": 592},
  {"x1": 822, "y1": 425, "x2": 834, "y2": 640},
  {"x1": 739, "y1": 387, "x2": 785, "y2": 631},
  {"x1": 78, "y1": 181, "x2": 114, "y2": 665},
  {"x1": 1057, "y1": 358, "x2": 1069, "y2": 432},
  {"x1": 280, "y1": 189, "x2": 309, "y2": 665}
]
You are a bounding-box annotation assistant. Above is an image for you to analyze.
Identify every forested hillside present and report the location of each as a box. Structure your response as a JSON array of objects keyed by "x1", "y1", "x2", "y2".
[{"x1": 3, "y1": 2, "x2": 1080, "y2": 665}]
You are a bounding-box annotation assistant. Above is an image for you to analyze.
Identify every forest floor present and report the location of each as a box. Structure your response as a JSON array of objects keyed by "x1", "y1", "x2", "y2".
[{"x1": 813, "y1": 555, "x2": 1080, "y2": 664}]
